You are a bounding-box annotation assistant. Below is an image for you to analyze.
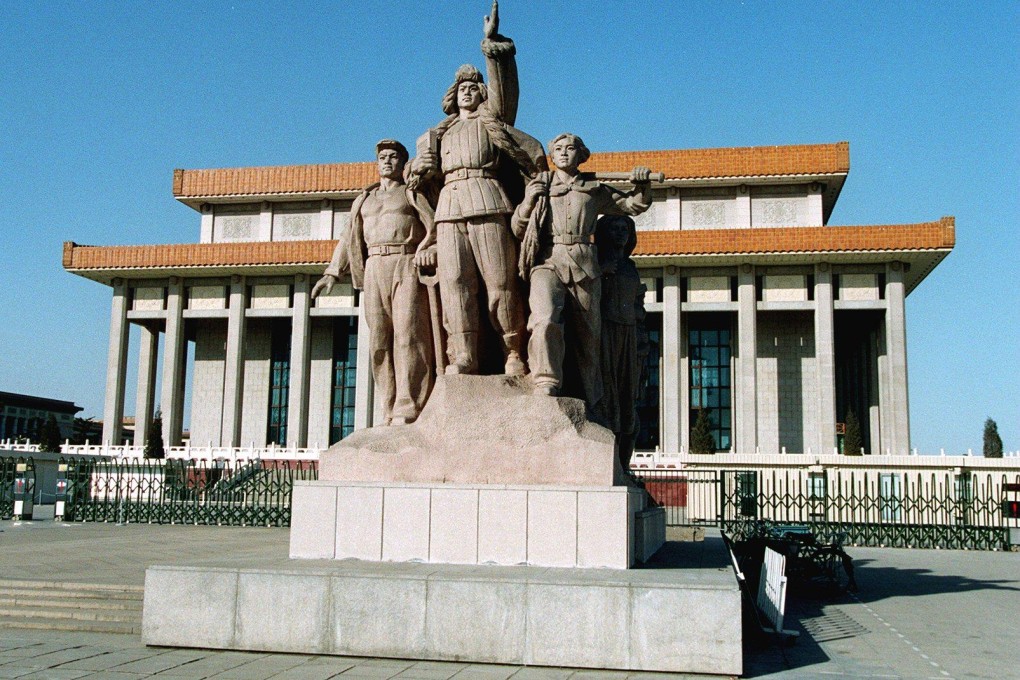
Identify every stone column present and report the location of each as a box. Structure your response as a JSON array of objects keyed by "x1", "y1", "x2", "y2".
[
  {"x1": 814, "y1": 264, "x2": 837, "y2": 455},
  {"x1": 160, "y1": 277, "x2": 186, "y2": 447},
  {"x1": 199, "y1": 204, "x2": 214, "y2": 243},
  {"x1": 353, "y1": 301, "x2": 375, "y2": 430},
  {"x1": 287, "y1": 274, "x2": 312, "y2": 448},
  {"x1": 884, "y1": 262, "x2": 910, "y2": 455},
  {"x1": 736, "y1": 265, "x2": 758, "y2": 453},
  {"x1": 662, "y1": 268, "x2": 683, "y2": 452},
  {"x1": 221, "y1": 276, "x2": 246, "y2": 447},
  {"x1": 132, "y1": 323, "x2": 159, "y2": 447},
  {"x1": 102, "y1": 279, "x2": 130, "y2": 445}
]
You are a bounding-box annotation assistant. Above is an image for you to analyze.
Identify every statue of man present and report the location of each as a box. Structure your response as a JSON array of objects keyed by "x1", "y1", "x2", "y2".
[
  {"x1": 312, "y1": 140, "x2": 436, "y2": 425},
  {"x1": 512, "y1": 133, "x2": 651, "y2": 404},
  {"x1": 410, "y1": 1, "x2": 546, "y2": 376}
]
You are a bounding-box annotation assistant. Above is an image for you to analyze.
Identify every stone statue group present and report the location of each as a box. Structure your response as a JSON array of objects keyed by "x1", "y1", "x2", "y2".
[{"x1": 312, "y1": 2, "x2": 656, "y2": 466}]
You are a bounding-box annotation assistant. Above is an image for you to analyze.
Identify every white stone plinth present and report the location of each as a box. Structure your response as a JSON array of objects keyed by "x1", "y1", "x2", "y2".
[
  {"x1": 142, "y1": 557, "x2": 741, "y2": 675},
  {"x1": 290, "y1": 481, "x2": 664, "y2": 569}
]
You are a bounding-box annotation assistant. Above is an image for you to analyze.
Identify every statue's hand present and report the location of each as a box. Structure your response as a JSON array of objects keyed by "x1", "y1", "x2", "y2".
[
  {"x1": 631, "y1": 166, "x2": 651, "y2": 184},
  {"x1": 311, "y1": 275, "x2": 335, "y2": 299},
  {"x1": 483, "y1": 0, "x2": 499, "y2": 39},
  {"x1": 412, "y1": 151, "x2": 438, "y2": 175},
  {"x1": 523, "y1": 177, "x2": 547, "y2": 203},
  {"x1": 414, "y1": 245, "x2": 438, "y2": 272}
]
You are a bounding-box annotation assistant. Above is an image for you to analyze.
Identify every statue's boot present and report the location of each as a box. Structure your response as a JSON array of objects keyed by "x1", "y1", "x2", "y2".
[{"x1": 445, "y1": 332, "x2": 478, "y2": 375}]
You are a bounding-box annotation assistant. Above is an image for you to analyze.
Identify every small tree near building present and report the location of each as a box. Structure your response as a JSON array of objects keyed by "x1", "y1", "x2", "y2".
[
  {"x1": 983, "y1": 418, "x2": 1003, "y2": 458},
  {"x1": 844, "y1": 409, "x2": 864, "y2": 455},
  {"x1": 145, "y1": 409, "x2": 165, "y2": 459},
  {"x1": 38, "y1": 414, "x2": 63, "y2": 453},
  {"x1": 690, "y1": 408, "x2": 716, "y2": 455}
]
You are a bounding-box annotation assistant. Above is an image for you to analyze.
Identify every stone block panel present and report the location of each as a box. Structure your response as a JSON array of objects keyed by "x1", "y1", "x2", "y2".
[{"x1": 142, "y1": 560, "x2": 742, "y2": 675}]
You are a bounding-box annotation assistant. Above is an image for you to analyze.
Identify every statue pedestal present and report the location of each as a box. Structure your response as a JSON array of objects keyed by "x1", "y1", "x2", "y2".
[
  {"x1": 141, "y1": 376, "x2": 740, "y2": 674},
  {"x1": 294, "y1": 374, "x2": 664, "y2": 568},
  {"x1": 290, "y1": 480, "x2": 664, "y2": 569}
]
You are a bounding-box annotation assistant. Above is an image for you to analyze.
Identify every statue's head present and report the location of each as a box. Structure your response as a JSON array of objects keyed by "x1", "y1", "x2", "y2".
[
  {"x1": 375, "y1": 139, "x2": 408, "y2": 180},
  {"x1": 595, "y1": 214, "x2": 637, "y2": 258},
  {"x1": 442, "y1": 64, "x2": 487, "y2": 115},
  {"x1": 548, "y1": 133, "x2": 590, "y2": 172}
]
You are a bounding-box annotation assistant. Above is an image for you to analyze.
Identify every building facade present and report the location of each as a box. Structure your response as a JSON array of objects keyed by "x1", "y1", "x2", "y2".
[
  {"x1": 0, "y1": 391, "x2": 83, "y2": 442},
  {"x1": 63, "y1": 142, "x2": 954, "y2": 456}
]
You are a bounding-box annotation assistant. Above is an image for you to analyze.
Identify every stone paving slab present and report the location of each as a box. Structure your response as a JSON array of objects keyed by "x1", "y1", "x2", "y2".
[{"x1": 2, "y1": 521, "x2": 1020, "y2": 678}]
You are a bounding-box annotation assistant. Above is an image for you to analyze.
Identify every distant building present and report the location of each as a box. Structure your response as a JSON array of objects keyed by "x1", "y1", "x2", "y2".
[
  {"x1": 63, "y1": 142, "x2": 953, "y2": 455},
  {"x1": 0, "y1": 391, "x2": 83, "y2": 441}
]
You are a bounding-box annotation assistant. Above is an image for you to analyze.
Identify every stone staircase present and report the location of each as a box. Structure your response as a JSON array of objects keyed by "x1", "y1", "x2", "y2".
[{"x1": 0, "y1": 579, "x2": 144, "y2": 635}]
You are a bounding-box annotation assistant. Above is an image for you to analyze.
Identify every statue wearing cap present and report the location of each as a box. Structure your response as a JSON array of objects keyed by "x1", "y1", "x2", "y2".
[
  {"x1": 312, "y1": 139, "x2": 436, "y2": 425},
  {"x1": 410, "y1": 0, "x2": 546, "y2": 376}
]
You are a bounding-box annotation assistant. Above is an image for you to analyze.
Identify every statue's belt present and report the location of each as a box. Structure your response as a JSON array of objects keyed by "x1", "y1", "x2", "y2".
[
  {"x1": 551, "y1": 234, "x2": 593, "y2": 245},
  {"x1": 367, "y1": 244, "x2": 416, "y2": 257},
  {"x1": 444, "y1": 167, "x2": 498, "y2": 181}
]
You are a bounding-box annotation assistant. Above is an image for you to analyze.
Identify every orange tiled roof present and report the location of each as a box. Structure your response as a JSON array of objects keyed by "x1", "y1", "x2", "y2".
[
  {"x1": 634, "y1": 217, "x2": 955, "y2": 257},
  {"x1": 63, "y1": 217, "x2": 952, "y2": 273},
  {"x1": 172, "y1": 142, "x2": 850, "y2": 199},
  {"x1": 62, "y1": 240, "x2": 337, "y2": 271}
]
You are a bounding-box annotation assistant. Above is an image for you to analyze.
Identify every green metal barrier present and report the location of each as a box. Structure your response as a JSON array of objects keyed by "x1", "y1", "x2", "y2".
[
  {"x1": 0, "y1": 455, "x2": 35, "y2": 520},
  {"x1": 634, "y1": 467, "x2": 1020, "y2": 551},
  {"x1": 59, "y1": 457, "x2": 317, "y2": 527}
]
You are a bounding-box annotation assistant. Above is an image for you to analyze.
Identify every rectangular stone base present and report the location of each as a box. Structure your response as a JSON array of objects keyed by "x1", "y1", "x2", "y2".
[
  {"x1": 290, "y1": 481, "x2": 665, "y2": 569},
  {"x1": 142, "y1": 558, "x2": 741, "y2": 675}
]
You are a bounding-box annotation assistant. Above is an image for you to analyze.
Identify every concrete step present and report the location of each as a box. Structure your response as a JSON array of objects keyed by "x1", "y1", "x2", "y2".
[
  {"x1": 0, "y1": 587, "x2": 144, "y2": 602},
  {"x1": 0, "y1": 606, "x2": 140, "y2": 623},
  {"x1": 0, "y1": 595, "x2": 142, "y2": 611},
  {"x1": 0, "y1": 578, "x2": 145, "y2": 595},
  {"x1": 0, "y1": 616, "x2": 141, "y2": 635},
  {"x1": 0, "y1": 579, "x2": 143, "y2": 636}
]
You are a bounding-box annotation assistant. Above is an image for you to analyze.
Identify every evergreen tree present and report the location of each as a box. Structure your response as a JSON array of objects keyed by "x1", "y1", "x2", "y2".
[
  {"x1": 145, "y1": 409, "x2": 165, "y2": 459},
  {"x1": 38, "y1": 414, "x2": 63, "y2": 453},
  {"x1": 690, "y1": 408, "x2": 716, "y2": 455},
  {"x1": 983, "y1": 418, "x2": 1003, "y2": 458},
  {"x1": 71, "y1": 417, "x2": 97, "y2": 445},
  {"x1": 844, "y1": 409, "x2": 864, "y2": 455}
]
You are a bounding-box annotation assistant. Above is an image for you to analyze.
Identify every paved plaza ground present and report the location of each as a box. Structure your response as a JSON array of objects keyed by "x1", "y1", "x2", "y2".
[{"x1": 0, "y1": 520, "x2": 1017, "y2": 679}]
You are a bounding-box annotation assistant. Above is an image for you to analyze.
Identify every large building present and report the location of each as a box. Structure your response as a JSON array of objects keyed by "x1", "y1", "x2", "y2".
[
  {"x1": 0, "y1": 391, "x2": 83, "y2": 442},
  {"x1": 63, "y1": 141, "x2": 954, "y2": 456}
]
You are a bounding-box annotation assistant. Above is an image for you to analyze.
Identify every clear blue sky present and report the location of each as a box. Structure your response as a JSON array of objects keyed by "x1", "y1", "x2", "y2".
[{"x1": 0, "y1": 1, "x2": 1016, "y2": 454}]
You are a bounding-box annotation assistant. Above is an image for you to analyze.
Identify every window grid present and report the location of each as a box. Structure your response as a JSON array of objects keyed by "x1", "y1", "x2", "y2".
[
  {"x1": 330, "y1": 317, "x2": 359, "y2": 445},
  {"x1": 689, "y1": 321, "x2": 733, "y2": 451}
]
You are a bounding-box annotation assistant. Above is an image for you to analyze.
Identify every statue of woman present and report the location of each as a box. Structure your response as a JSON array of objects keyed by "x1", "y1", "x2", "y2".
[{"x1": 595, "y1": 214, "x2": 648, "y2": 472}]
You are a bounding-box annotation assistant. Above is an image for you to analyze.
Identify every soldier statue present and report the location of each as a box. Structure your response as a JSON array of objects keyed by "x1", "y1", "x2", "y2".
[
  {"x1": 512, "y1": 133, "x2": 651, "y2": 406},
  {"x1": 410, "y1": 0, "x2": 546, "y2": 376}
]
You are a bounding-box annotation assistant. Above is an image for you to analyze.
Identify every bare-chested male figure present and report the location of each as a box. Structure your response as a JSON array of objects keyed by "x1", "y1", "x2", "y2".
[{"x1": 312, "y1": 140, "x2": 436, "y2": 425}]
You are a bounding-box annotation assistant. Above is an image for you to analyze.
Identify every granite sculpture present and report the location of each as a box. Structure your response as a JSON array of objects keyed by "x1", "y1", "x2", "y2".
[
  {"x1": 312, "y1": 140, "x2": 436, "y2": 425},
  {"x1": 512, "y1": 133, "x2": 651, "y2": 404},
  {"x1": 409, "y1": 0, "x2": 546, "y2": 376},
  {"x1": 596, "y1": 214, "x2": 650, "y2": 471}
]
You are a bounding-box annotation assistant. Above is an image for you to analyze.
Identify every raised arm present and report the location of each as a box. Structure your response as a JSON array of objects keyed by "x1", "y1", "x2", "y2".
[{"x1": 480, "y1": 1, "x2": 518, "y2": 124}]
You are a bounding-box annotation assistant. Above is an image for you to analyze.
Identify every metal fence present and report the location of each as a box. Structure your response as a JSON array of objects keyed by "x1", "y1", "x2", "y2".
[
  {"x1": 60, "y1": 457, "x2": 317, "y2": 527},
  {"x1": 0, "y1": 455, "x2": 35, "y2": 520},
  {"x1": 634, "y1": 468, "x2": 1020, "y2": 551}
]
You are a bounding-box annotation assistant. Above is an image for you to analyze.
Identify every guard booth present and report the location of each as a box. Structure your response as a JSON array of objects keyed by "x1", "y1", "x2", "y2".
[{"x1": 12, "y1": 460, "x2": 35, "y2": 519}]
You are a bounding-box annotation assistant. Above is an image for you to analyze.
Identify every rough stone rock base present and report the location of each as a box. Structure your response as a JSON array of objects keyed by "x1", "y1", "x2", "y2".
[
  {"x1": 290, "y1": 480, "x2": 665, "y2": 569},
  {"x1": 319, "y1": 375, "x2": 621, "y2": 487},
  {"x1": 142, "y1": 558, "x2": 741, "y2": 675}
]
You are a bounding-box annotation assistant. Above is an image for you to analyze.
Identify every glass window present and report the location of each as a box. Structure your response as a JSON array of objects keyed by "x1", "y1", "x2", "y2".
[
  {"x1": 330, "y1": 317, "x2": 359, "y2": 445},
  {"x1": 635, "y1": 313, "x2": 662, "y2": 451},
  {"x1": 266, "y1": 323, "x2": 291, "y2": 446},
  {"x1": 688, "y1": 316, "x2": 733, "y2": 451}
]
